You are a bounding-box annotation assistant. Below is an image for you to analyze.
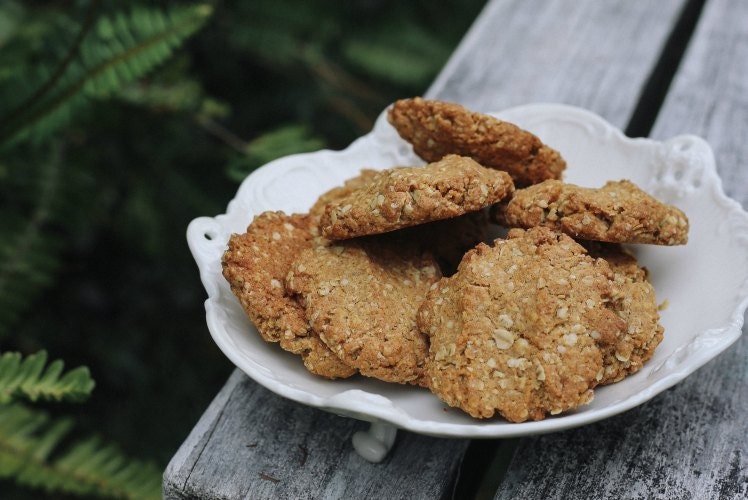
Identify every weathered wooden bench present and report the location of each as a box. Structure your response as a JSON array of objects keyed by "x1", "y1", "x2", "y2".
[{"x1": 164, "y1": 0, "x2": 748, "y2": 498}]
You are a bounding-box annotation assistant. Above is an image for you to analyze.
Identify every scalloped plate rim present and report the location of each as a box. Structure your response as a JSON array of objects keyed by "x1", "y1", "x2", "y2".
[{"x1": 187, "y1": 103, "x2": 748, "y2": 438}]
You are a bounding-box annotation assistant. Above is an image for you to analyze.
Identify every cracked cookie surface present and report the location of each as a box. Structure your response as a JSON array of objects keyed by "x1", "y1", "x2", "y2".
[
  {"x1": 494, "y1": 179, "x2": 689, "y2": 245},
  {"x1": 222, "y1": 211, "x2": 356, "y2": 379},
  {"x1": 286, "y1": 234, "x2": 441, "y2": 385},
  {"x1": 583, "y1": 242, "x2": 664, "y2": 384},
  {"x1": 319, "y1": 154, "x2": 513, "y2": 240},
  {"x1": 418, "y1": 227, "x2": 626, "y2": 421},
  {"x1": 387, "y1": 97, "x2": 565, "y2": 187}
]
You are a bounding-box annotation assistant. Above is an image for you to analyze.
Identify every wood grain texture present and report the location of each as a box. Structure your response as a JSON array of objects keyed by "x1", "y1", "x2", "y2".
[
  {"x1": 651, "y1": 0, "x2": 748, "y2": 199},
  {"x1": 427, "y1": 0, "x2": 687, "y2": 128},
  {"x1": 163, "y1": 370, "x2": 469, "y2": 500},
  {"x1": 497, "y1": 0, "x2": 748, "y2": 498}
]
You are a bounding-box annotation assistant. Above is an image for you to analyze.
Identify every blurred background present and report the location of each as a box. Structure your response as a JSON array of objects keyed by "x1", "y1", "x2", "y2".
[{"x1": 0, "y1": 0, "x2": 486, "y2": 497}]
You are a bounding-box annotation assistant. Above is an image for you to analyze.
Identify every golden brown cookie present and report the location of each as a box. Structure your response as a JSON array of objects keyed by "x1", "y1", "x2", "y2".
[
  {"x1": 313, "y1": 170, "x2": 495, "y2": 274},
  {"x1": 494, "y1": 179, "x2": 689, "y2": 245},
  {"x1": 419, "y1": 227, "x2": 627, "y2": 421},
  {"x1": 583, "y1": 242, "x2": 664, "y2": 384},
  {"x1": 286, "y1": 235, "x2": 441, "y2": 385},
  {"x1": 309, "y1": 169, "x2": 380, "y2": 219},
  {"x1": 387, "y1": 97, "x2": 565, "y2": 187},
  {"x1": 222, "y1": 211, "x2": 356, "y2": 379},
  {"x1": 319, "y1": 155, "x2": 513, "y2": 240}
]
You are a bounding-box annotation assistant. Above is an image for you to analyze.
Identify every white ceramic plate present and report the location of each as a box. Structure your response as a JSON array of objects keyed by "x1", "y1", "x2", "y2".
[{"x1": 187, "y1": 104, "x2": 748, "y2": 438}]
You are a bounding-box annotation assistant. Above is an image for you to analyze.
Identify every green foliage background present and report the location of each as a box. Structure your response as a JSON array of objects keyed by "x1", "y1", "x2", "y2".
[{"x1": 0, "y1": 0, "x2": 485, "y2": 496}]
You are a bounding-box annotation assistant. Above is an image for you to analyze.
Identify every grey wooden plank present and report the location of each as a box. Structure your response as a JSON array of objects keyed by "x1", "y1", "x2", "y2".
[
  {"x1": 164, "y1": 369, "x2": 246, "y2": 499},
  {"x1": 165, "y1": 1, "x2": 691, "y2": 498},
  {"x1": 497, "y1": 0, "x2": 748, "y2": 498},
  {"x1": 650, "y1": 0, "x2": 748, "y2": 198},
  {"x1": 427, "y1": 0, "x2": 687, "y2": 128},
  {"x1": 163, "y1": 369, "x2": 468, "y2": 500}
]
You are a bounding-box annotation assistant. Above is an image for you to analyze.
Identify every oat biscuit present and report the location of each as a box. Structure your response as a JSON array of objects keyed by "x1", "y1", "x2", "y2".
[
  {"x1": 313, "y1": 169, "x2": 495, "y2": 273},
  {"x1": 583, "y1": 242, "x2": 664, "y2": 384},
  {"x1": 222, "y1": 211, "x2": 355, "y2": 379},
  {"x1": 387, "y1": 97, "x2": 565, "y2": 187},
  {"x1": 309, "y1": 169, "x2": 379, "y2": 219},
  {"x1": 286, "y1": 235, "x2": 441, "y2": 385},
  {"x1": 319, "y1": 154, "x2": 513, "y2": 239},
  {"x1": 494, "y1": 179, "x2": 689, "y2": 245},
  {"x1": 419, "y1": 227, "x2": 627, "y2": 421}
]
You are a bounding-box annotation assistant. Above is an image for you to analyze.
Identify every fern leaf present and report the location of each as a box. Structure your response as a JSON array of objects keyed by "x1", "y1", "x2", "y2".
[
  {"x1": 0, "y1": 403, "x2": 161, "y2": 499},
  {"x1": 0, "y1": 147, "x2": 63, "y2": 338},
  {"x1": 0, "y1": 3, "x2": 213, "y2": 144},
  {"x1": 118, "y1": 78, "x2": 204, "y2": 112},
  {"x1": 0, "y1": 351, "x2": 95, "y2": 404}
]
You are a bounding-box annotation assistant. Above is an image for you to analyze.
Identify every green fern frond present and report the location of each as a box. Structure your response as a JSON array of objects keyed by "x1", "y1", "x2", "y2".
[
  {"x1": 0, "y1": 147, "x2": 63, "y2": 338},
  {"x1": 118, "y1": 78, "x2": 204, "y2": 113},
  {"x1": 81, "y1": 4, "x2": 213, "y2": 98},
  {"x1": 0, "y1": 218, "x2": 60, "y2": 329},
  {"x1": 0, "y1": 351, "x2": 95, "y2": 404},
  {"x1": 0, "y1": 3, "x2": 213, "y2": 144},
  {"x1": 0, "y1": 403, "x2": 161, "y2": 499}
]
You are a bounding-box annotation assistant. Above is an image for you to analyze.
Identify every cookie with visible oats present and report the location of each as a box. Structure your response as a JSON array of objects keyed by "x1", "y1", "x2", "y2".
[
  {"x1": 310, "y1": 169, "x2": 379, "y2": 219},
  {"x1": 494, "y1": 179, "x2": 689, "y2": 245},
  {"x1": 387, "y1": 97, "x2": 565, "y2": 187},
  {"x1": 286, "y1": 235, "x2": 441, "y2": 385},
  {"x1": 319, "y1": 154, "x2": 513, "y2": 240},
  {"x1": 222, "y1": 211, "x2": 355, "y2": 379},
  {"x1": 418, "y1": 227, "x2": 627, "y2": 422},
  {"x1": 583, "y1": 242, "x2": 664, "y2": 384},
  {"x1": 313, "y1": 170, "x2": 495, "y2": 274}
]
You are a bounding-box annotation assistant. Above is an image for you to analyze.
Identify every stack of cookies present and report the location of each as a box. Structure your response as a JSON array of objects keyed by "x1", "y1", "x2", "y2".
[{"x1": 222, "y1": 97, "x2": 689, "y2": 423}]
